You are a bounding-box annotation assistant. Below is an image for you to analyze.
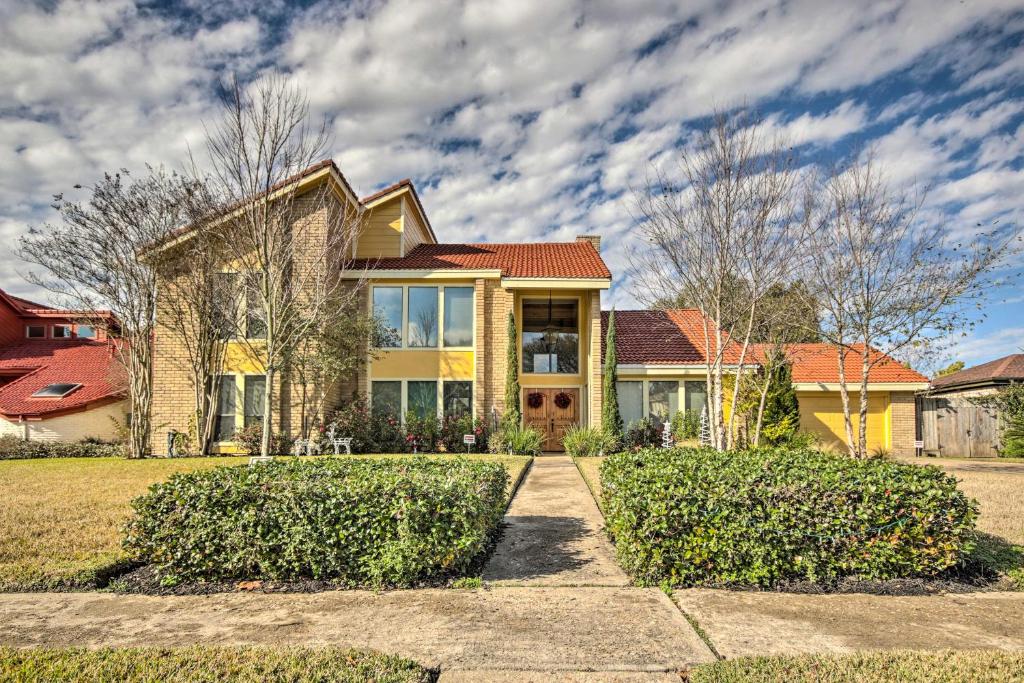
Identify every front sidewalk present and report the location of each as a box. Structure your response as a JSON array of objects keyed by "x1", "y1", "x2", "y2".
[{"x1": 483, "y1": 456, "x2": 627, "y2": 586}]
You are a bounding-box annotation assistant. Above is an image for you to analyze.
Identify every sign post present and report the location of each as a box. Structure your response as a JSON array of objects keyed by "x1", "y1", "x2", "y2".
[
  {"x1": 914, "y1": 439, "x2": 924, "y2": 458},
  {"x1": 463, "y1": 433, "x2": 476, "y2": 454}
]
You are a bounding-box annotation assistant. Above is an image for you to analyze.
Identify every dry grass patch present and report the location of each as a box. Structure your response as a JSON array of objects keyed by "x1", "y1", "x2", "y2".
[
  {"x1": 0, "y1": 646, "x2": 430, "y2": 682},
  {"x1": 0, "y1": 454, "x2": 530, "y2": 591},
  {"x1": 688, "y1": 649, "x2": 1024, "y2": 683},
  {"x1": 574, "y1": 456, "x2": 605, "y2": 509}
]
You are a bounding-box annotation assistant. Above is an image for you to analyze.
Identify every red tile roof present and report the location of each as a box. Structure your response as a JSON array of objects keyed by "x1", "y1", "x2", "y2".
[
  {"x1": 930, "y1": 353, "x2": 1024, "y2": 389},
  {"x1": 0, "y1": 341, "x2": 127, "y2": 417},
  {"x1": 357, "y1": 242, "x2": 612, "y2": 279},
  {"x1": 602, "y1": 310, "x2": 927, "y2": 384},
  {"x1": 779, "y1": 343, "x2": 928, "y2": 384},
  {"x1": 602, "y1": 309, "x2": 737, "y2": 364}
]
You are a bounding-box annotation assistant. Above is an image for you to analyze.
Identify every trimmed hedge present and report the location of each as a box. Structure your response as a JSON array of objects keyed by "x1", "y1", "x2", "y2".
[
  {"x1": 0, "y1": 435, "x2": 124, "y2": 460},
  {"x1": 123, "y1": 458, "x2": 508, "y2": 586},
  {"x1": 601, "y1": 448, "x2": 978, "y2": 587}
]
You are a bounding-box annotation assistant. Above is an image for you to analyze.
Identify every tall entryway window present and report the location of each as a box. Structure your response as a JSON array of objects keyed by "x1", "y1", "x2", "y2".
[
  {"x1": 522, "y1": 298, "x2": 579, "y2": 374},
  {"x1": 523, "y1": 387, "x2": 580, "y2": 452}
]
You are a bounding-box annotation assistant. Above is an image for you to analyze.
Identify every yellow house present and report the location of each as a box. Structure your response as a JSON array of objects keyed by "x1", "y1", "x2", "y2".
[
  {"x1": 149, "y1": 158, "x2": 926, "y2": 455},
  {"x1": 604, "y1": 311, "x2": 928, "y2": 456}
]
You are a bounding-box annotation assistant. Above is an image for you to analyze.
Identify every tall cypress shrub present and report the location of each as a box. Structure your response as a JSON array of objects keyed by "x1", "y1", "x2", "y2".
[
  {"x1": 501, "y1": 311, "x2": 521, "y2": 431},
  {"x1": 762, "y1": 353, "x2": 800, "y2": 444},
  {"x1": 602, "y1": 310, "x2": 623, "y2": 443}
]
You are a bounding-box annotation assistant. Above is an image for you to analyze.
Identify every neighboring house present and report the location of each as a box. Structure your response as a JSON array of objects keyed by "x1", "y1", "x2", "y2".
[
  {"x1": 604, "y1": 310, "x2": 928, "y2": 455},
  {"x1": 918, "y1": 354, "x2": 1024, "y2": 457},
  {"x1": 148, "y1": 159, "x2": 927, "y2": 455},
  {"x1": 0, "y1": 287, "x2": 128, "y2": 442}
]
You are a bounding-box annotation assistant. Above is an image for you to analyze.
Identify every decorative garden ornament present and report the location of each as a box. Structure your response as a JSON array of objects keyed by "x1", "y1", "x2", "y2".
[
  {"x1": 662, "y1": 420, "x2": 673, "y2": 449},
  {"x1": 698, "y1": 405, "x2": 712, "y2": 447}
]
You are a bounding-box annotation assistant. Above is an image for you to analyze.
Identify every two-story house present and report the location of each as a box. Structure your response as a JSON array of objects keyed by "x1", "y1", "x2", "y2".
[{"x1": 149, "y1": 159, "x2": 927, "y2": 456}]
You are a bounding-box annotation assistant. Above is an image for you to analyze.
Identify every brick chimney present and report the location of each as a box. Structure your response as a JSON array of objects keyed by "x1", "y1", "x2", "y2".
[{"x1": 576, "y1": 234, "x2": 601, "y2": 252}]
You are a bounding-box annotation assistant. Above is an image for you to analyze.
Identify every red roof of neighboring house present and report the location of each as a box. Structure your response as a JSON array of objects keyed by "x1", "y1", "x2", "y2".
[
  {"x1": 0, "y1": 341, "x2": 127, "y2": 418},
  {"x1": 356, "y1": 242, "x2": 612, "y2": 279},
  {"x1": 602, "y1": 309, "x2": 927, "y2": 384},
  {"x1": 930, "y1": 354, "x2": 1024, "y2": 389}
]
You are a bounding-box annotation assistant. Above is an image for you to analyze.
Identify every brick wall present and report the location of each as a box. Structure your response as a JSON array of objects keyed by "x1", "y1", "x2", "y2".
[
  {"x1": 890, "y1": 391, "x2": 917, "y2": 456},
  {"x1": 473, "y1": 278, "x2": 514, "y2": 427}
]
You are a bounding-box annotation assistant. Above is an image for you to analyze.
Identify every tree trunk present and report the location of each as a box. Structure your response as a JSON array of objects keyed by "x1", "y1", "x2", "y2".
[
  {"x1": 859, "y1": 350, "x2": 871, "y2": 457},
  {"x1": 835, "y1": 345, "x2": 858, "y2": 457},
  {"x1": 753, "y1": 367, "x2": 772, "y2": 447},
  {"x1": 261, "y1": 364, "x2": 275, "y2": 457}
]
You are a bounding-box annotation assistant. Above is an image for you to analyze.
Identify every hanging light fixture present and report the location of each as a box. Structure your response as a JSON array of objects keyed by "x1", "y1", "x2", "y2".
[{"x1": 542, "y1": 290, "x2": 559, "y2": 347}]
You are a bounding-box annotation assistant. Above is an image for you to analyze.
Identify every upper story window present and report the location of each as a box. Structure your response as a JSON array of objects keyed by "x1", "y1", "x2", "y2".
[
  {"x1": 52, "y1": 324, "x2": 72, "y2": 339},
  {"x1": 372, "y1": 285, "x2": 474, "y2": 349},
  {"x1": 522, "y1": 298, "x2": 578, "y2": 374},
  {"x1": 32, "y1": 383, "x2": 81, "y2": 398},
  {"x1": 26, "y1": 325, "x2": 45, "y2": 339},
  {"x1": 211, "y1": 272, "x2": 240, "y2": 340},
  {"x1": 443, "y1": 287, "x2": 473, "y2": 347},
  {"x1": 75, "y1": 325, "x2": 96, "y2": 339},
  {"x1": 372, "y1": 287, "x2": 403, "y2": 348},
  {"x1": 408, "y1": 287, "x2": 438, "y2": 347}
]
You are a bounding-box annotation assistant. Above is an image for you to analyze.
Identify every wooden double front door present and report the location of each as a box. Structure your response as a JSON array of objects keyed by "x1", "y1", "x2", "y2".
[{"x1": 523, "y1": 388, "x2": 580, "y2": 452}]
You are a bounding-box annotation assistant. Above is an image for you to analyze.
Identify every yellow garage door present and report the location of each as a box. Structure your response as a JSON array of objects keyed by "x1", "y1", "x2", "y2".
[{"x1": 798, "y1": 393, "x2": 889, "y2": 453}]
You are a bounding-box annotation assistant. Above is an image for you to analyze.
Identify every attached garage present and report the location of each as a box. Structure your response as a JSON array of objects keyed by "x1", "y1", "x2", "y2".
[{"x1": 797, "y1": 392, "x2": 890, "y2": 453}]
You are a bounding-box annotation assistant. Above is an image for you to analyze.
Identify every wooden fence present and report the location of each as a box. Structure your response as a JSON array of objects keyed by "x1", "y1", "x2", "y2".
[{"x1": 917, "y1": 396, "x2": 1000, "y2": 457}]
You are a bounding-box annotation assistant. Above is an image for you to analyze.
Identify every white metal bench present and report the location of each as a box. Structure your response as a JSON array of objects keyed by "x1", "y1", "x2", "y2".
[{"x1": 248, "y1": 456, "x2": 274, "y2": 466}]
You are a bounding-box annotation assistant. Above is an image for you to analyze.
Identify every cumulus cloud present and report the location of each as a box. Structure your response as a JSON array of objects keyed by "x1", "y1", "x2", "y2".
[{"x1": 0, "y1": 0, "x2": 1022, "y2": 354}]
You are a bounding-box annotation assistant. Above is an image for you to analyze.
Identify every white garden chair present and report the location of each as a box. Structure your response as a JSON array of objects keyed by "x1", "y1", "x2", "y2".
[{"x1": 248, "y1": 455, "x2": 274, "y2": 466}]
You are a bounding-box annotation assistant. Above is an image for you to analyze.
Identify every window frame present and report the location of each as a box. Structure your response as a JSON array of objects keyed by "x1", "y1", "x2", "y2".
[
  {"x1": 442, "y1": 380, "x2": 473, "y2": 419},
  {"x1": 213, "y1": 375, "x2": 237, "y2": 443},
  {"x1": 51, "y1": 324, "x2": 72, "y2": 339},
  {"x1": 370, "y1": 284, "x2": 475, "y2": 351},
  {"x1": 74, "y1": 324, "x2": 96, "y2": 339},
  {"x1": 520, "y1": 295, "x2": 581, "y2": 375},
  {"x1": 370, "y1": 379, "x2": 475, "y2": 424},
  {"x1": 407, "y1": 286, "x2": 439, "y2": 348},
  {"x1": 25, "y1": 325, "x2": 46, "y2": 339},
  {"x1": 243, "y1": 375, "x2": 266, "y2": 429}
]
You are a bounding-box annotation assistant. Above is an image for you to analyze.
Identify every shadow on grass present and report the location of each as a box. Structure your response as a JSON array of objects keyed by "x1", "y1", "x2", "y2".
[{"x1": 951, "y1": 532, "x2": 1024, "y2": 589}]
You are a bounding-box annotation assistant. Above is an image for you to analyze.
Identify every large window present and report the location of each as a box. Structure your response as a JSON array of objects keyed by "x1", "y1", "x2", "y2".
[
  {"x1": 25, "y1": 325, "x2": 45, "y2": 339},
  {"x1": 245, "y1": 282, "x2": 266, "y2": 340},
  {"x1": 616, "y1": 381, "x2": 643, "y2": 427},
  {"x1": 443, "y1": 381, "x2": 472, "y2": 418},
  {"x1": 75, "y1": 325, "x2": 96, "y2": 339},
  {"x1": 243, "y1": 376, "x2": 266, "y2": 429},
  {"x1": 648, "y1": 381, "x2": 679, "y2": 428},
  {"x1": 371, "y1": 381, "x2": 402, "y2": 417},
  {"x1": 522, "y1": 298, "x2": 578, "y2": 374},
  {"x1": 372, "y1": 287, "x2": 403, "y2": 348},
  {"x1": 443, "y1": 287, "x2": 473, "y2": 347},
  {"x1": 372, "y1": 285, "x2": 474, "y2": 349},
  {"x1": 684, "y1": 381, "x2": 708, "y2": 416},
  {"x1": 408, "y1": 287, "x2": 438, "y2": 347},
  {"x1": 52, "y1": 324, "x2": 71, "y2": 339},
  {"x1": 214, "y1": 376, "x2": 236, "y2": 442},
  {"x1": 212, "y1": 272, "x2": 240, "y2": 340},
  {"x1": 407, "y1": 380, "x2": 438, "y2": 418}
]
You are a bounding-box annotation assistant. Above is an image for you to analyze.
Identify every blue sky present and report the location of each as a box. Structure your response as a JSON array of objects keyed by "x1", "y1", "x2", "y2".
[{"x1": 1, "y1": 0, "x2": 1022, "y2": 370}]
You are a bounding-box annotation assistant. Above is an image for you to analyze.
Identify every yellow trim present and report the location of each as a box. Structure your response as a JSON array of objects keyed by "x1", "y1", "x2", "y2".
[
  {"x1": 346, "y1": 269, "x2": 502, "y2": 280},
  {"x1": 372, "y1": 350, "x2": 474, "y2": 380},
  {"x1": 794, "y1": 382, "x2": 928, "y2": 392},
  {"x1": 502, "y1": 277, "x2": 610, "y2": 290}
]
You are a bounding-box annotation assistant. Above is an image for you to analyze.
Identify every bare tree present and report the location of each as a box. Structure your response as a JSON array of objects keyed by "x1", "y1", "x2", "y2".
[
  {"x1": 19, "y1": 167, "x2": 198, "y2": 458},
  {"x1": 204, "y1": 74, "x2": 367, "y2": 456},
  {"x1": 629, "y1": 108, "x2": 804, "y2": 450},
  {"x1": 803, "y1": 155, "x2": 1021, "y2": 457},
  {"x1": 151, "y1": 188, "x2": 236, "y2": 454}
]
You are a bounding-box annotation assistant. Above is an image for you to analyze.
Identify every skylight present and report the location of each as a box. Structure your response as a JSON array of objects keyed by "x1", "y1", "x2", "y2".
[{"x1": 31, "y1": 383, "x2": 81, "y2": 398}]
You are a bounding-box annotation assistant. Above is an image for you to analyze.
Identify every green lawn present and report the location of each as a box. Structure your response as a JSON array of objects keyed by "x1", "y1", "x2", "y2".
[
  {"x1": 688, "y1": 649, "x2": 1024, "y2": 683},
  {"x1": 0, "y1": 453, "x2": 530, "y2": 590},
  {"x1": 0, "y1": 646, "x2": 430, "y2": 682}
]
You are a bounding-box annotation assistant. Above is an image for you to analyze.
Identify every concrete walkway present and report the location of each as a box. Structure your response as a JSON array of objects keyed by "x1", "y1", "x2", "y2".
[
  {"x1": 483, "y1": 456, "x2": 628, "y2": 586},
  {"x1": 0, "y1": 588, "x2": 714, "y2": 675}
]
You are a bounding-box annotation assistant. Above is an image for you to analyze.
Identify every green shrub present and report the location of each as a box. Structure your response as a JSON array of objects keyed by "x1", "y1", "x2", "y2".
[
  {"x1": 123, "y1": 458, "x2": 509, "y2": 586},
  {"x1": 232, "y1": 424, "x2": 294, "y2": 456},
  {"x1": 562, "y1": 425, "x2": 617, "y2": 456},
  {"x1": 601, "y1": 447, "x2": 978, "y2": 587},
  {"x1": 0, "y1": 435, "x2": 124, "y2": 460},
  {"x1": 438, "y1": 414, "x2": 489, "y2": 453},
  {"x1": 672, "y1": 410, "x2": 700, "y2": 440},
  {"x1": 403, "y1": 412, "x2": 440, "y2": 453},
  {"x1": 624, "y1": 417, "x2": 660, "y2": 450},
  {"x1": 491, "y1": 424, "x2": 543, "y2": 455}
]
